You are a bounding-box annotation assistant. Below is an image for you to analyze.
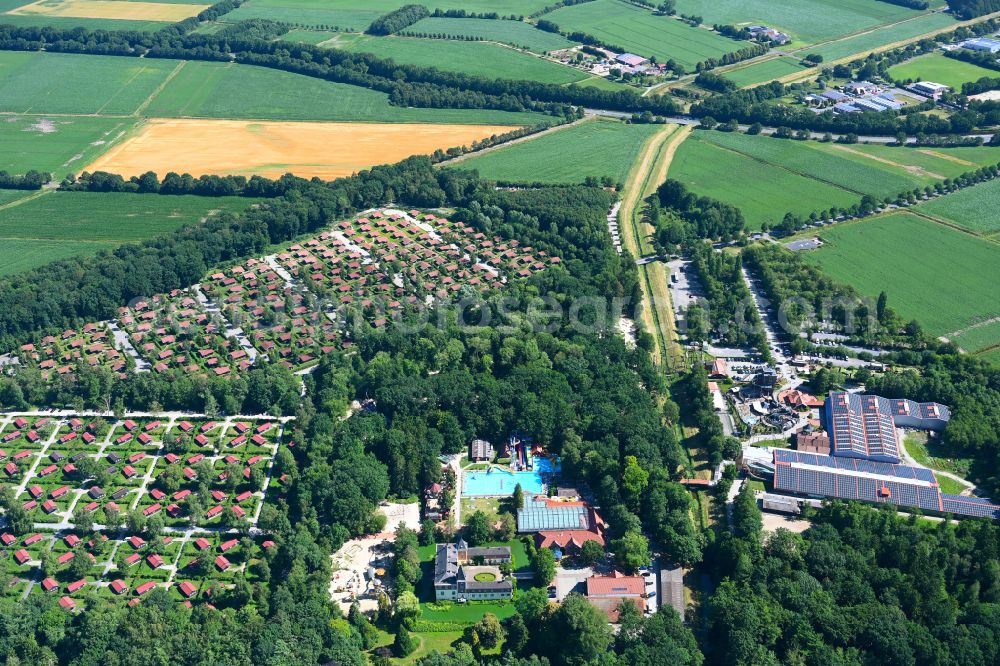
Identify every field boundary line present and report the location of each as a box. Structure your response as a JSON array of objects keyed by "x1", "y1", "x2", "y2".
[
  {"x1": 433, "y1": 117, "x2": 589, "y2": 167},
  {"x1": 906, "y1": 208, "x2": 1000, "y2": 244},
  {"x1": 94, "y1": 60, "x2": 167, "y2": 117},
  {"x1": 135, "y1": 60, "x2": 187, "y2": 116},
  {"x1": 618, "y1": 124, "x2": 676, "y2": 257},
  {"x1": 945, "y1": 315, "x2": 1000, "y2": 341}
]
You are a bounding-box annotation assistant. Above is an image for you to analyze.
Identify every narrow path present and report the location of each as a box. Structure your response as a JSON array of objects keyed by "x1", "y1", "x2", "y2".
[{"x1": 135, "y1": 60, "x2": 187, "y2": 116}]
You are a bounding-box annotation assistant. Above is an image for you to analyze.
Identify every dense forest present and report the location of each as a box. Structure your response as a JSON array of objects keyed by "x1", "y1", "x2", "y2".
[{"x1": 706, "y1": 494, "x2": 1000, "y2": 665}]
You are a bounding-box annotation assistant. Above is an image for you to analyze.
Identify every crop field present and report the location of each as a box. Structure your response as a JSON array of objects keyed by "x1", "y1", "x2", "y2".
[
  {"x1": 0, "y1": 238, "x2": 118, "y2": 277},
  {"x1": 142, "y1": 60, "x2": 550, "y2": 125},
  {"x1": 844, "y1": 144, "x2": 1000, "y2": 180},
  {"x1": 951, "y1": 319, "x2": 1000, "y2": 356},
  {"x1": 220, "y1": 0, "x2": 554, "y2": 32},
  {"x1": 704, "y1": 132, "x2": 968, "y2": 198},
  {"x1": 0, "y1": 51, "x2": 177, "y2": 115},
  {"x1": 86, "y1": 118, "x2": 521, "y2": 179},
  {"x1": 7, "y1": 0, "x2": 208, "y2": 21},
  {"x1": 667, "y1": 134, "x2": 858, "y2": 229},
  {"x1": 721, "y1": 57, "x2": 808, "y2": 88},
  {"x1": 0, "y1": 191, "x2": 257, "y2": 276},
  {"x1": 888, "y1": 52, "x2": 998, "y2": 89},
  {"x1": 403, "y1": 17, "x2": 576, "y2": 52},
  {"x1": 805, "y1": 212, "x2": 1000, "y2": 338},
  {"x1": 672, "y1": 0, "x2": 936, "y2": 45},
  {"x1": 342, "y1": 36, "x2": 587, "y2": 84},
  {"x1": 0, "y1": 115, "x2": 136, "y2": 175},
  {"x1": 805, "y1": 12, "x2": 956, "y2": 62},
  {"x1": 454, "y1": 119, "x2": 661, "y2": 184},
  {"x1": 917, "y1": 178, "x2": 1000, "y2": 235},
  {"x1": 545, "y1": 0, "x2": 744, "y2": 70}
]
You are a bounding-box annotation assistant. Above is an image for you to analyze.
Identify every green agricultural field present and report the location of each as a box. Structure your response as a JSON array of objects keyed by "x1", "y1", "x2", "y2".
[
  {"x1": 276, "y1": 28, "x2": 339, "y2": 44},
  {"x1": 454, "y1": 119, "x2": 661, "y2": 184},
  {"x1": 951, "y1": 319, "x2": 1000, "y2": 355},
  {"x1": 546, "y1": 0, "x2": 743, "y2": 70},
  {"x1": 805, "y1": 12, "x2": 956, "y2": 62},
  {"x1": 0, "y1": 191, "x2": 259, "y2": 242},
  {"x1": 0, "y1": 115, "x2": 137, "y2": 176},
  {"x1": 572, "y1": 75, "x2": 629, "y2": 92},
  {"x1": 342, "y1": 36, "x2": 587, "y2": 84},
  {"x1": 888, "y1": 52, "x2": 998, "y2": 89},
  {"x1": 672, "y1": 0, "x2": 938, "y2": 45},
  {"x1": 843, "y1": 144, "x2": 1000, "y2": 182},
  {"x1": 404, "y1": 17, "x2": 576, "y2": 52},
  {"x1": 220, "y1": 0, "x2": 553, "y2": 32},
  {"x1": 142, "y1": 60, "x2": 552, "y2": 125},
  {"x1": 0, "y1": 192, "x2": 259, "y2": 276},
  {"x1": 721, "y1": 56, "x2": 808, "y2": 87},
  {"x1": 918, "y1": 178, "x2": 1000, "y2": 235},
  {"x1": 0, "y1": 238, "x2": 118, "y2": 277},
  {"x1": 0, "y1": 51, "x2": 177, "y2": 116},
  {"x1": 694, "y1": 131, "x2": 951, "y2": 199},
  {"x1": 667, "y1": 133, "x2": 859, "y2": 230},
  {"x1": 805, "y1": 212, "x2": 1000, "y2": 338}
]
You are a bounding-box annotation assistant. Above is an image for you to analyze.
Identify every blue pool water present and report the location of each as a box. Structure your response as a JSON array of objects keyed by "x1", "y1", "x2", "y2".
[{"x1": 462, "y1": 456, "x2": 560, "y2": 496}]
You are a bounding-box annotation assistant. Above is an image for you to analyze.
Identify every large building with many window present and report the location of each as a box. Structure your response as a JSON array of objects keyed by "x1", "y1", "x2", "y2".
[{"x1": 826, "y1": 391, "x2": 949, "y2": 464}]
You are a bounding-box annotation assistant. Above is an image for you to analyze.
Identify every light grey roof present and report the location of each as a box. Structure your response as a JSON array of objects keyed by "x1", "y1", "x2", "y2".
[
  {"x1": 434, "y1": 544, "x2": 458, "y2": 584},
  {"x1": 517, "y1": 496, "x2": 589, "y2": 532},
  {"x1": 659, "y1": 568, "x2": 685, "y2": 618}
]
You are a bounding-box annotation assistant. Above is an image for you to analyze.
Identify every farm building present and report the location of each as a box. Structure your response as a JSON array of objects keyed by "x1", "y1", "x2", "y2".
[
  {"x1": 586, "y1": 572, "x2": 646, "y2": 622},
  {"x1": 844, "y1": 81, "x2": 880, "y2": 97},
  {"x1": 433, "y1": 542, "x2": 513, "y2": 601},
  {"x1": 615, "y1": 53, "x2": 648, "y2": 67}
]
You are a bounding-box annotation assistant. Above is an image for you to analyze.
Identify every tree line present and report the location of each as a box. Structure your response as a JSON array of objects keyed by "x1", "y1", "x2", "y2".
[
  {"x1": 949, "y1": 0, "x2": 1000, "y2": 19},
  {"x1": 366, "y1": 4, "x2": 430, "y2": 35},
  {"x1": 0, "y1": 170, "x2": 50, "y2": 189}
]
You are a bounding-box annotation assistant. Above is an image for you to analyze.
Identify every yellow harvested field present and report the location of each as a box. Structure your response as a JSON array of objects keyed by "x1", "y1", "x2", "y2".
[
  {"x1": 85, "y1": 118, "x2": 519, "y2": 180},
  {"x1": 8, "y1": 0, "x2": 209, "y2": 21}
]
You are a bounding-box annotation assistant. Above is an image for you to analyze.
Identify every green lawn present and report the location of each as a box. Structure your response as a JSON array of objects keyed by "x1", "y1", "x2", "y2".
[
  {"x1": 419, "y1": 601, "x2": 517, "y2": 624},
  {"x1": 220, "y1": 0, "x2": 554, "y2": 32},
  {"x1": 951, "y1": 319, "x2": 1000, "y2": 355},
  {"x1": 721, "y1": 56, "x2": 808, "y2": 87},
  {"x1": 888, "y1": 51, "x2": 998, "y2": 89},
  {"x1": 902, "y1": 433, "x2": 972, "y2": 478},
  {"x1": 342, "y1": 36, "x2": 587, "y2": 84},
  {"x1": 143, "y1": 60, "x2": 551, "y2": 124},
  {"x1": 0, "y1": 51, "x2": 177, "y2": 115},
  {"x1": 673, "y1": 0, "x2": 939, "y2": 45},
  {"x1": 405, "y1": 17, "x2": 576, "y2": 52},
  {"x1": 455, "y1": 119, "x2": 661, "y2": 184},
  {"x1": 666, "y1": 132, "x2": 859, "y2": 230},
  {"x1": 805, "y1": 212, "x2": 1000, "y2": 338},
  {"x1": 546, "y1": 0, "x2": 744, "y2": 71},
  {"x1": 0, "y1": 192, "x2": 259, "y2": 276},
  {"x1": 805, "y1": 12, "x2": 957, "y2": 62},
  {"x1": 0, "y1": 115, "x2": 136, "y2": 176},
  {"x1": 918, "y1": 176, "x2": 1000, "y2": 235}
]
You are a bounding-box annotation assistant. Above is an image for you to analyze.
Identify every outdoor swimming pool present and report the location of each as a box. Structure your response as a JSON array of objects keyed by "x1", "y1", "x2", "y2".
[{"x1": 462, "y1": 457, "x2": 560, "y2": 496}]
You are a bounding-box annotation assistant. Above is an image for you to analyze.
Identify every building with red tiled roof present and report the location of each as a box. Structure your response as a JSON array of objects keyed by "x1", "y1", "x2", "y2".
[
  {"x1": 585, "y1": 572, "x2": 647, "y2": 622},
  {"x1": 67, "y1": 579, "x2": 86, "y2": 593},
  {"x1": 110, "y1": 579, "x2": 128, "y2": 595},
  {"x1": 41, "y1": 577, "x2": 58, "y2": 592},
  {"x1": 179, "y1": 581, "x2": 197, "y2": 598},
  {"x1": 58, "y1": 596, "x2": 76, "y2": 610},
  {"x1": 214, "y1": 555, "x2": 230, "y2": 571},
  {"x1": 13, "y1": 549, "x2": 30, "y2": 565},
  {"x1": 135, "y1": 581, "x2": 156, "y2": 596}
]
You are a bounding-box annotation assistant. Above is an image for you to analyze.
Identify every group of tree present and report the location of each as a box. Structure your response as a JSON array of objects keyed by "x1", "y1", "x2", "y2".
[
  {"x1": 949, "y1": 0, "x2": 1000, "y2": 19},
  {"x1": 366, "y1": 4, "x2": 430, "y2": 35},
  {"x1": 0, "y1": 169, "x2": 50, "y2": 189},
  {"x1": 654, "y1": 178, "x2": 746, "y2": 240}
]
